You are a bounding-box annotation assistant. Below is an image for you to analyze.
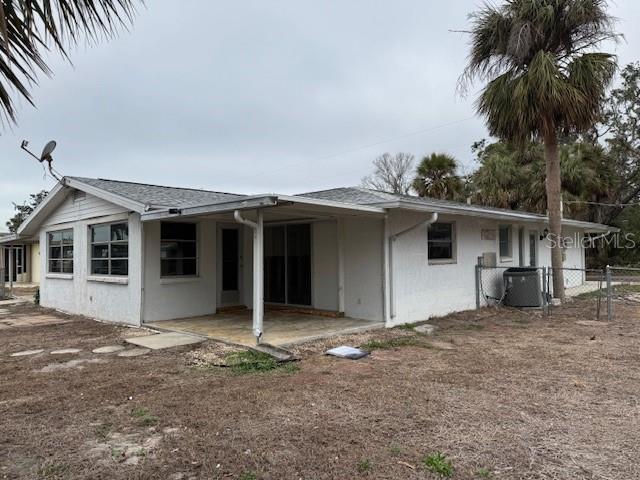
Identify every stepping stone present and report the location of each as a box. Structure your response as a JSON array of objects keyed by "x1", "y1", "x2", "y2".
[
  {"x1": 50, "y1": 348, "x2": 82, "y2": 355},
  {"x1": 38, "y1": 358, "x2": 104, "y2": 373},
  {"x1": 93, "y1": 345, "x2": 125, "y2": 354},
  {"x1": 415, "y1": 324, "x2": 436, "y2": 335},
  {"x1": 10, "y1": 349, "x2": 44, "y2": 357},
  {"x1": 117, "y1": 348, "x2": 150, "y2": 357},
  {"x1": 125, "y1": 332, "x2": 204, "y2": 350}
]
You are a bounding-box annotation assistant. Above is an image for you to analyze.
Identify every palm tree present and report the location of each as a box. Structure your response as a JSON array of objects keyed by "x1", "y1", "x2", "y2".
[
  {"x1": 0, "y1": 0, "x2": 138, "y2": 125},
  {"x1": 462, "y1": 0, "x2": 618, "y2": 299},
  {"x1": 413, "y1": 153, "x2": 464, "y2": 200}
]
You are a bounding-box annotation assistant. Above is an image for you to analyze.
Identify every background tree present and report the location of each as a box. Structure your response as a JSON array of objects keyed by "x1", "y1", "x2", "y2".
[
  {"x1": 361, "y1": 152, "x2": 415, "y2": 194},
  {"x1": 462, "y1": 0, "x2": 618, "y2": 299},
  {"x1": 0, "y1": 0, "x2": 139, "y2": 125},
  {"x1": 412, "y1": 153, "x2": 464, "y2": 200},
  {"x1": 6, "y1": 190, "x2": 47, "y2": 233}
]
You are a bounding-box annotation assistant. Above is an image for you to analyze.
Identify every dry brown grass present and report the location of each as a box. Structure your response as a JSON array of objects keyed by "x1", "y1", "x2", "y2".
[{"x1": 1, "y1": 299, "x2": 639, "y2": 479}]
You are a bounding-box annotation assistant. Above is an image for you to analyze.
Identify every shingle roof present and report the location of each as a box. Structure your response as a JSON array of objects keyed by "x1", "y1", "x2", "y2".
[
  {"x1": 298, "y1": 186, "x2": 551, "y2": 219},
  {"x1": 69, "y1": 177, "x2": 245, "y2": 209}
]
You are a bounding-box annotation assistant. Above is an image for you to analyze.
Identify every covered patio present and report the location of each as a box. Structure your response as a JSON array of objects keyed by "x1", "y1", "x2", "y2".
[
  {"x1": 145, "y1": 309, "x2": 384, "y2": 347},
  {"x1": 141, "y1": 192, "x2": 388, "y2": 346}
]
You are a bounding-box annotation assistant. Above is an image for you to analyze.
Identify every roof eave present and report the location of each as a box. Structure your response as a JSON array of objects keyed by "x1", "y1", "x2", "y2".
[
  {"x1": 65, "y1": 177, "x2": 148, "y2": 213},
  {"x1": 381, "y1": 200, "x2": 615, "y2": 232}
]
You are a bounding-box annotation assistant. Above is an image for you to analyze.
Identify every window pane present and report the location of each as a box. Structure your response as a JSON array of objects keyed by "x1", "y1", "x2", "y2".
[
  {"x1": 62, "y1": 260, "x2": 73, "y2": 274},
  {"x1": 92, "y1": 244, "x2": 109, "y2": 259},
  {"x1": 428, "y1": 223, "x2": 454, "y2": 260},
  {"x1": 161, "y1": 222, "x2": 196, "y2": 241},
  {"x1": 499, "y1": 226, "x2": 510, "y2": 257},
  {"x1": 62, "y1": 246, "x2": 74, "y2": 259},
  {"x1": 92, "y1": 225, "x2": 110, "y2": 243},
  {"x1": 161, "y1": 259, "x2": 196, "y2": 277},
  {"x1": 49, "y1": 246, "x2": 61, "y2": 259},
  {"x1": 429, "y1": 243, "x2": 452, "y2": 260},
  {"x1": 91, "y1": 260, "x2": 109, "y2": 275},
  {"x1": 49, "y1": 260, "x2": 61, "y2": 273},
  {"x1": 161, "y1": 241, "x2": 196, "y2": 259},
  {"x1": 111, "y1": 244, "x2": 129, "y2": 258},
  {"x1": 110, "y1": 259, "x2": 128, "y2": 276},
  {"x1": 429, "y1": 223, "x2": 452, "y2": 242},
  {"x1": 62, "y1": 230, "x2": 74, "y2": 243},
  {"x1": 111, "y1": 223, "x2": 128, "y2": 242},
  {"x1": 49, "y1": 231, "x2": 62, "y2": 243}
]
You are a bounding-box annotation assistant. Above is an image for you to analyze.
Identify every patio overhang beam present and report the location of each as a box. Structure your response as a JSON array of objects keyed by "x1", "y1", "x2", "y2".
[{"x1": 140, "y1": 196, "x2": 279, "y2": 222}]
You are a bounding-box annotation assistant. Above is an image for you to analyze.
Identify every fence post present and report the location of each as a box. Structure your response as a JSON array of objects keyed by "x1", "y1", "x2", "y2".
[
  {"x1": 475, "y1": 264, "x2": 481, "y2": 309},
  {"x1": 541, "y1": 266, "x2": 548, "y2": 315},
  {"x1": 606, "y1": 265, "x2": 612, "y2": 321}
]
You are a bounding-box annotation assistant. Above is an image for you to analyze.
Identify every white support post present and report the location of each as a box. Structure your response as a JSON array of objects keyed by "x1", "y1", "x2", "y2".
[
  {"x1": 253, "y1": 210, "x2": 264, "y2": 342},
  {"x1": 337, "y1": 217, "x2": 345, "y2": 314},
  {"x1": 234, "y1": 209, "x2": 265, "y2": 344},
  {"x1": 8, "y1": 246, "x2": 14, "y2": 296}
]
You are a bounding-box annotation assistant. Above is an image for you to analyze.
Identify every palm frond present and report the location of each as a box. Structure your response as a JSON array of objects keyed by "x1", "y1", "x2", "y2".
[{"x1": 0, "y1": 0, "x2": 140, "y2": 125}]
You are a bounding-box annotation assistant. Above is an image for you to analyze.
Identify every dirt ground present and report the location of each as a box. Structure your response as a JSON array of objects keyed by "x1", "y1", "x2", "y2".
[{"x1": 1, "y1": 299, "x2": 639, "y2": 480}]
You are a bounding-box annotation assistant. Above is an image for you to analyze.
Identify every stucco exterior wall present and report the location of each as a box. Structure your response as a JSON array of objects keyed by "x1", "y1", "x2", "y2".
[
  {"x1": 39, "y1": 210, "x2": 142, "y2": 325},
  {"x1": 343, "y1": 217, "x2": 384, "y2": 322},
  {"x1": 142, "y1": 219, "x2": 217, "y2": 322},
  {"x1": 388, "y1": 210, "x2": 588, "y2": 326},
  {"x1": 312, "y1": 220, "x2": 339, "y2": 311}
]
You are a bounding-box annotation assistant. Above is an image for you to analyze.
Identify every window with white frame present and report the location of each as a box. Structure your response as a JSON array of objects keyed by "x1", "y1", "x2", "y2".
[
  {"x1": 90, "y1": 222, "x2": 128, "y2": 276},
  {"x1": 428, "y1": 222, "x2": 456, "y2": 263},
  {"x1": 48, "y1": 229, "x2": 74, "y2": 273},
  {"x1": 499, "y1": 225, "x2": 512, "y2": 259},
  {"x1": 161, "y1": 222, "x2": 197, "y2": 277}
]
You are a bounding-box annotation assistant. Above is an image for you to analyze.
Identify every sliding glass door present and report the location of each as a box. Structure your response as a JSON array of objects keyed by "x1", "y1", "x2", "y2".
[{"x1": 264, "y1": 224, "x2": 311, "y2": 306}]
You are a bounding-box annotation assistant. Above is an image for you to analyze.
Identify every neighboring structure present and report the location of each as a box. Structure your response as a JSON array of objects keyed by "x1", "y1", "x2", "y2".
[
  {"x1": 1, "y1": 234, "x2": 40, "y2": 285},
  {"x1": 1, "y1": 177, "x2": 612, "y2": 340}
]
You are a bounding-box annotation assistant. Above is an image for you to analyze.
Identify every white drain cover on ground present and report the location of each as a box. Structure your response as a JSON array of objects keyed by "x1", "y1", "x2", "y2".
[{"x1": 325, "y1": 346, "x2": 369, "y2": 360}]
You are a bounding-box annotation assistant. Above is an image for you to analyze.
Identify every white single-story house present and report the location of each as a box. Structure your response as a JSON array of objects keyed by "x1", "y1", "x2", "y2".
[{"x1": 0, "y1": 176, "x2": 612, "y2": 344}]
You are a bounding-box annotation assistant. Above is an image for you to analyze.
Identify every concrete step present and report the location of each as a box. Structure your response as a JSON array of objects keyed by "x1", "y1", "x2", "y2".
[{"x1": 252, "y1": 343, "x2": 296, "y2": 362}]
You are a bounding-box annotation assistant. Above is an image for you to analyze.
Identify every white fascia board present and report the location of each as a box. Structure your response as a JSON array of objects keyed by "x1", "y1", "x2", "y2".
[
  {"x1": 140, "y1": 195, "x2": 279, "y2": 221},
  {"x1": 16, "y1": 182, "x2": 67, "y2": 237},
  {"x1": 275, "y1": 194, "x2": 386, "y2": 215},
  {"x1": 382, "y1": 201, "x2": 615, "y2": 232},
  {"x1": 0, "y1": 233, "x2": 19, "y2": 244},
  {"x1": 64, "y1": 177, "x2": 148, "y2": 213}
]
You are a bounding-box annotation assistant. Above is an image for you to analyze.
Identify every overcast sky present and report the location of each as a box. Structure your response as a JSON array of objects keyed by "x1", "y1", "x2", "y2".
[{"x1": 0, "y1": 1, "x2": 638, "y2": 225}]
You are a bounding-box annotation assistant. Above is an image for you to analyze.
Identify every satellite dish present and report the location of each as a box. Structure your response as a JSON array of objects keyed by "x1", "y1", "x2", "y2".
[{"x1": 40, "y1": 140, "x2": 57, "y2": 162}]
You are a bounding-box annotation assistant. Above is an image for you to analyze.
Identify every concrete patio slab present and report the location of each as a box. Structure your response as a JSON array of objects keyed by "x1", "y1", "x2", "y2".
[
  {"x1": 146, "y1": 310, "x2": 384, "y2": 347},
  {"x1": 124, "y1": 332, "x2": 204, "y2": 350}
]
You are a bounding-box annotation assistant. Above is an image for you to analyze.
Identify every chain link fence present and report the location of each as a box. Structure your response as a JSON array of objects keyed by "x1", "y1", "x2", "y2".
[
  {"x1": 475, "y1": 265, "x2": 610, "y2": 320},
  {"x1": 608, "y1": 267, "x2": 640, "y2": 318}
]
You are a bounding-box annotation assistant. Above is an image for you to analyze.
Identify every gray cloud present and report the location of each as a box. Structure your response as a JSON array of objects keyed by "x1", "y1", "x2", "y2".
[{"x1": 1, "y1": 0, "x2": 638, "y2": 224}]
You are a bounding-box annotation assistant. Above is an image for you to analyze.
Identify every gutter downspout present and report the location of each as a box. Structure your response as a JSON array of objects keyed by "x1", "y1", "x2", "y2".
[
  {"x1": 388, "y1": 212, "x2": 438, "y2": 320},
  {"x1": 234, "y1": 210, "x2": 264, "y2": 344}
]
